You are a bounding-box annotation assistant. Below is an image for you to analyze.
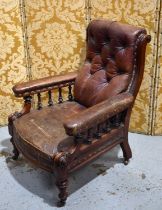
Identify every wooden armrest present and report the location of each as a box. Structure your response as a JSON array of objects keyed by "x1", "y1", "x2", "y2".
[
  {"x1": 13, "y1": 72, "x2": 78, "y2": 97},
  {"x1": 63, "y1": 92, "x2": 134, "y2": 136}
]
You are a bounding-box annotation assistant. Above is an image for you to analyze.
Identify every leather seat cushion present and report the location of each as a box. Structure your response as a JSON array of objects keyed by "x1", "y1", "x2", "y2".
[{"x1": 13, "y1": 101, "x2": 86, "y2": 157}]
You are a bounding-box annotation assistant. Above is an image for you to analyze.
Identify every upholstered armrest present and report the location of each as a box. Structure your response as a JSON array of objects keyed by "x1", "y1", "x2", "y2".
[
  {"x1": 64, "y1": 92, "x2": 134, "y2": 136},
  {"x1": 13, "y1": 72, "x2": 77, "y2": 97}
]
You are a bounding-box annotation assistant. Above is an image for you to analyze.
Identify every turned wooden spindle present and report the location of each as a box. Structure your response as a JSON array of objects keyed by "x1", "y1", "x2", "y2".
[
  {"x1": 106, "y1": 120, "x2": 111, "y2": 132},
  {"x1": 95, "y1": 124, "x2": 102, "y2": 139},
  {"x1": 48, "y1": 90, "x2": 53, "y2": 106},
  {"x1": 58, "y1": 88, "x2": 63, "y2": 104},
  {"x1": 68, "y1": 84, "x2": 73, "y2": 101},
  {"x1": 37, "y1": 93, "x2": 42, "y2": 110},
  {"x1": 74, "y1": 133, "x2": 82, "y2": 143},
  {"x1": 101, "y1": 122, "x2": 107, "y2": 133},
  {"x1": 115, "y1": 114, "x2": 121, "y2": 127},
  {"x1": 86, "y1": 129, "x2": 92, "y2": 144}
]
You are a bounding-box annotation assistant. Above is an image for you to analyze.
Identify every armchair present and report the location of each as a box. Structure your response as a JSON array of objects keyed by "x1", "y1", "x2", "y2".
[{"x1": 8, "y1": 19, "x2": 151, "y2": 207}]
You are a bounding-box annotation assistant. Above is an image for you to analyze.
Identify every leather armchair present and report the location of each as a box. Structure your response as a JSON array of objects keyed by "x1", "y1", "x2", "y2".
[{"x1": 8, "y1": 19, "x2": 151, "y2": 207}]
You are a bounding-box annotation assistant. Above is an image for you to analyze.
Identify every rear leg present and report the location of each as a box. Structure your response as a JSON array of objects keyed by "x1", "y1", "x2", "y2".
[
  {"x1": 120, "y1": 140, "x2": 132, "y2": 165},
  {"x1": 10, "y1": 137, "x2": 19, "y2": 160}
]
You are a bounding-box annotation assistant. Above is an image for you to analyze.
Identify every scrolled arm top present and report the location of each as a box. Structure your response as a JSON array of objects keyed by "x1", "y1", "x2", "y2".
[
  {"x1": 64, "y1": 92, "x2": 134, "y2": 136},
  {"x1": 13, "y1": 72, "x2": 78, "y2": 97}
]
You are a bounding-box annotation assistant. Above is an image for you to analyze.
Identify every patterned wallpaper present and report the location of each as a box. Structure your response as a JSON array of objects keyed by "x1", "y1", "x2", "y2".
[
  {"x1": 0, "y1": 0, "x2": 27, "y2": 125},
  {"x1": 25, "y1": 0, "x2": 86, "y2": 79},
  {"x1": 0, "y1": 0, "x2": 161, "y2": 135}
]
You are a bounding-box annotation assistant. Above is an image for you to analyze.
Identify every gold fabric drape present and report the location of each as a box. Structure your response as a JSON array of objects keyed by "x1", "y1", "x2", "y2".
[{"x1": 0, "y1": 0, "x2": 162, "y2": 135}]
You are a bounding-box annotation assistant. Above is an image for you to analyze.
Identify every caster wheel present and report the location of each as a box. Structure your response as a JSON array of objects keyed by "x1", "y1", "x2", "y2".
[
  {"x1": 57, "y1": 200, "x2": 66, "y2": 207},
  {"x1": 124, "y1": 160, "x2": 129, "y2": 165},
  {"x1": 12, "y1": 155, "x2": 19, "y2": 160}
]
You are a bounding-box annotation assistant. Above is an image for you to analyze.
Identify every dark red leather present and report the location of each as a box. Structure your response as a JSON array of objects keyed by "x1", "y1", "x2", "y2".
[
  {"x1": 64, "y1": 92, "x2": 133, "y2": 136},
  {"x1": 74, "y1": 20, "x2": 146, "y2": 107}
]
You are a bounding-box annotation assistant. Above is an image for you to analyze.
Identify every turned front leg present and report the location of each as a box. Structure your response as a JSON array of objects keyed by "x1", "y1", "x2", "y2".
[
  {"x1": 56, "y1": 175, "x2": 68, "y2": 207},
  {"x1": 54, "y1": 153, "x2": 69, "y2": 207}
]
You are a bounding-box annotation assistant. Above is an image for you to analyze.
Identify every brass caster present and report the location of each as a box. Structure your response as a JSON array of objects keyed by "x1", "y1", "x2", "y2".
[{"x1": 123, "y1": 159, "x2": 129, "y2": 165}]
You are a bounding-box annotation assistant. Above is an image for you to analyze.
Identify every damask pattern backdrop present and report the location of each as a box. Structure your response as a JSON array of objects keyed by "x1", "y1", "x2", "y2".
[
  {"x1": 0, "y1": 0, "x2": 27, "y2": 125},
  {"x1": 0, "y1": 0, "x2": 162, "y2": 135},
  {"x1": 25, "y1": 0, "x2": 86, "y2": 79},
  {"x1": 24, "y1": 0, "x2": 87, "y2": 106}
]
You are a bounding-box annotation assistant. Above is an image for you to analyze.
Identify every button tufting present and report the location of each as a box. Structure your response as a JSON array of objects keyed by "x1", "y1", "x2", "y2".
[{"x1": 74, "y1": 19, "x2": 144, "y2": 107}]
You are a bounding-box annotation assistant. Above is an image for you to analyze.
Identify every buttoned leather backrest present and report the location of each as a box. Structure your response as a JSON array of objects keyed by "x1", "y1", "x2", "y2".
[{"x1": 74, "y1": 20, "x2": 146, "y2": 107}]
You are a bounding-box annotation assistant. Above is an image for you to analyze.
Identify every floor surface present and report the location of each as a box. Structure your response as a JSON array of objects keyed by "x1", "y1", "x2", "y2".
[{"x1": 0, "y1": 126, "x2": 162, "y2": 210}]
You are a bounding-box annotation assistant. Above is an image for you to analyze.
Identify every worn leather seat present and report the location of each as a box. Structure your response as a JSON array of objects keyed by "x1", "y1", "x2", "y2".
[
  {"x1": 8, "y1": 19, "x2": 151, "y2": 207},
  {"x1": 13, "y1": 102, "x2": 86, "y2": 170}
]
